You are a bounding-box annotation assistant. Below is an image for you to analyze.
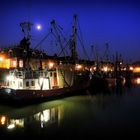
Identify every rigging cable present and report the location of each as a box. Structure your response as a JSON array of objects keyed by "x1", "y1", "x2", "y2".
[
  {"x1": 77, "y1": 17, "x2": 90, "y2": 60},
  {"x1": 33, "y1": 28, "x2": 52, "y2": 50},
  {"x1": 50, "y1": 31, "x2": 69, "y2": 56},
  {"x1": 76, "y1": 32, "x2": 90, "y2": 60}
]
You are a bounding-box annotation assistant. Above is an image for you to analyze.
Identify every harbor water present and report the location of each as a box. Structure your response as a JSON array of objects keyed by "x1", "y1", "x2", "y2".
[{"x1": 0, "y1": 78, "x2": 140, "y2": 138}]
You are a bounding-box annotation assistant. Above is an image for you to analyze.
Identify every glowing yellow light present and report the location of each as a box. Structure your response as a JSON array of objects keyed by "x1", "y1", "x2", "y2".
[
  {"x1": 48, "y1": 62, "x2": 54, "y2": 69},
  {"x1": 133, "y1": 67, "x2": 140, "y2": 73},
  {"x1": 103, "y1": 66, "x2": 108, "y2": 72},
  {"x1": 12, "y1": 61, "x2": 17, "y2": 67},
  {"x1": 137, "y1": 78, "x2": 140, "y2": 84},
  {"x1": 93, "y1": 67, "x2": 96, "y2": 70},
  {"x1": 76, "y1": 64, "x2": 82, "y2": 70},
  {"x1": 0, "y1": 57, "x2": 10, "y2": 69},
  {"x1": 0, "y1": 57, "x2": 3, "y2": 61},
  {"x1": 129, "y1": 66, "x2": 133, "y2": 71},
  {"x1": 0, "y1": 116, "x2": 6, "y2": 125}
]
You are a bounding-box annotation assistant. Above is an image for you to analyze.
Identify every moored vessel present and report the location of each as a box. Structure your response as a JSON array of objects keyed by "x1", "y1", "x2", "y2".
[{"x1": 0, "y1": 16, "x2": 93, "y2": 105}]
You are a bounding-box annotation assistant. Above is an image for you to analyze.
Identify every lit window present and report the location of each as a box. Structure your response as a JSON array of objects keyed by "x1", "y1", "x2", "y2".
[
  {"x1": 19, "y1": 60, "x2": 23, "y2": 68},
  {"x1": 12, "y1": 61, "x2": 17, "y2": 67}
]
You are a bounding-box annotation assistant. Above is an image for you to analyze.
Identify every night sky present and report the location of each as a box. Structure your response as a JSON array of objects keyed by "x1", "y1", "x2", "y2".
[{"x1": 0, "y1": 0, "x2": 140, "y2": 62}]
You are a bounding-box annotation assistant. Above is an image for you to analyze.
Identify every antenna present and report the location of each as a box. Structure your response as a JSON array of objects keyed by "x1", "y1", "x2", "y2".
[
  {"x1": 103, "y1": 42, "x2": 110, "y2": 62},
  {"x1": 20, "y1": 22, "x2": 33, "y2": 39}
]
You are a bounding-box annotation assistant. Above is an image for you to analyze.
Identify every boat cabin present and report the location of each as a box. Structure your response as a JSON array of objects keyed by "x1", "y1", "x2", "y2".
[{"x1": 6, "y1": 69, "x2": 59, "y2": 90}]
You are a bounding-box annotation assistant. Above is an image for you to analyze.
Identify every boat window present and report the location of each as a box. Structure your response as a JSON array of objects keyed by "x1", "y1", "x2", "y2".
[
  {"x1": 19, "y1": 60, "x2": 23, "y2": 68},
  {"x1": 54, "y1": 72, "x2": 57, "y2": 77},
  {"x1": 44, "y1": 71, "x2": 48, "y2": 77},
  {"x1": 31, "y1": 81, "x2": 35, "y2": 86},
  {"x1": 50, "y1": 72, "x2": 52, "y2": 77},
  {"x1": 26, "y1": 81, "x2": 29, "y2": 87},
  {"x1": 33, "y1": 71, "x2": 36, "y2": 77},
  {"x1": 19, "y1": 81, "x2": 22, "y2": 87},
  {"x1": 39, "y1": 71, "x2": 43, "y2": 77},
  {"x1": 18, "y1": 71, "x2": 22, "y2": 76}
]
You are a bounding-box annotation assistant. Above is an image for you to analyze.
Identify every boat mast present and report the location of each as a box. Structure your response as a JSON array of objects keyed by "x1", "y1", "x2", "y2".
[
  {"x1": 20, "y1": 22, "x2": 33, "y2": 40},
  {"x1": 20, "y1": 22, "x2": 33, "y2": 69},
  {"x1": 51, "y1": 20, "x2": 66, "y2": 57},
  {"x1": 71, "y1": 14, "x2": 78, "y2": 63}
]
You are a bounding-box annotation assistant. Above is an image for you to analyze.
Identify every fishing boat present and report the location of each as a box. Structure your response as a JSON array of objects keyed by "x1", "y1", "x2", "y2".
[{"x1": 0, "y1": 16, "x2": 92, "y2": 105}]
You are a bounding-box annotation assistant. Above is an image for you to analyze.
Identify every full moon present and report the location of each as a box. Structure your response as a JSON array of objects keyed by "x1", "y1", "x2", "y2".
[{"x1": 36, "y1": 24, "x2": 42, "y2": 30}]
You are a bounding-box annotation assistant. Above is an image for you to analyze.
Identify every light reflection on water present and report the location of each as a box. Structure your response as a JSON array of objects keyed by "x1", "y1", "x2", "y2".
[{"x1": 0, "y1": 79, "x2": 140, "y2": 137}]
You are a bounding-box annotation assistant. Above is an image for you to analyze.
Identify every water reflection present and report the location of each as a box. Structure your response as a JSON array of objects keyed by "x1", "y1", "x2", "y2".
[
  {"x1": 114, "y1": 77, "x2": 140, "y2": 95},
  {"x1": 0, "y1": 107, "x2": 60, "y2": 129},
  {"x1": 0, "y1": 95, "x2": 118, "y2": 137},
  {"x1": 0, "y1": 78, "x2": 140, "y2": 137},
  {"x1": 0, "y1": 100, "x2": 63, "y2": 136}
]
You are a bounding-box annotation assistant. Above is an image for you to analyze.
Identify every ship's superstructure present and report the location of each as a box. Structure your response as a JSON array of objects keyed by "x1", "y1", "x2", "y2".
[{"x1": 0, "y1": 16, "x2": 93, "y2": 91}]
